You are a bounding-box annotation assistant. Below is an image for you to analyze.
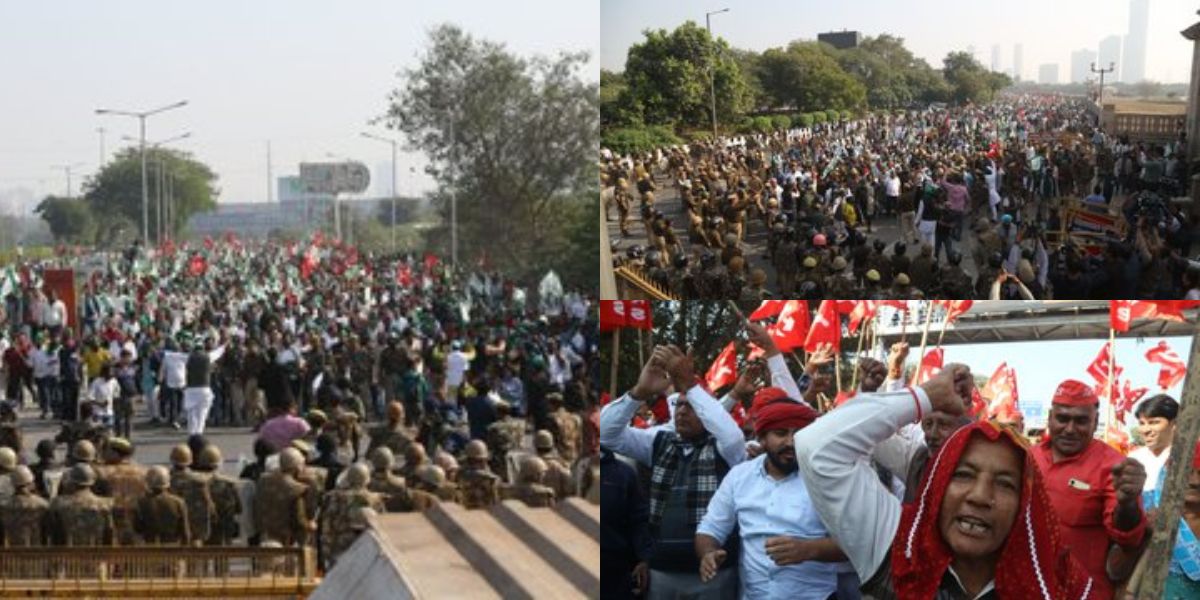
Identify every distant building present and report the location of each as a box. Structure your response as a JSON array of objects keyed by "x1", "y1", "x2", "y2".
[
  {"x1": 1099, "y1": 35, "x2": 1122, "y2": 81},
  {"x1": 1122, "y1": 0, "x2": 1148, "y2": 83},
  {"x1": 1013, "y1": 44, "x2": 1024, "y2": 81},
  {"x1": 991, "y1": 44, "x2": 1001, "y2": 72},
  {"x1": 1038, "y1": 63, "x2": 1059, "y2": 85},
  {"x1": 1070, "y1": 48, "x2": 1098, "y2": 83},
  {"x1": 817, "y1": 30, "x2": 860, "y2": 50}
]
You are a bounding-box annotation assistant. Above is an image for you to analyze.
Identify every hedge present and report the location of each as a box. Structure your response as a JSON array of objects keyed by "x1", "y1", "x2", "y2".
[
  {"x1": 600, "y1": 125, "x2": 684, "y2": 154},
  {"x1": 771, "y1": 115, "x2": 792, "y2": 130}
]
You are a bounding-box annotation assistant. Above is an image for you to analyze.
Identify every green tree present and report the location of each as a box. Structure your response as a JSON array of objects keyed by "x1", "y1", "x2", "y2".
[
  {"x1": 600, "y1": 69, "x2": 642, "y2": 128},
  {"x1": 83, "y1": 146, "x2": 219, "y2": 243},
  {"x1": 623, "y1": 21, "x2": 750, "y2": 128},
  {"x1": 378, "y1": 24, "x2": 597, "y2": 290},
  {"x1": 756, "y1": 42, "x2": 866, "y2": 113},
  {"x1": 942, "y1": 51, "x2": 1010, "y2": 105},
  {"x1": 34, "y1": 196, "x2": 94, "y2": 242}
]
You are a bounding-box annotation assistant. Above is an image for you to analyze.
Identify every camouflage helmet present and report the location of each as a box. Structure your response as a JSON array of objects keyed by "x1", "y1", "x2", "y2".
[
  {"x1": 347, "y1": 505, "x2": 375, "y2": 531},
  {"x1": 196, "y1": 445, "x2": 222, "y2": 470},
  {"x1": 71, "y1": 440, "x2": 96, "y2": 463},
  {"x1": 518, "y1": 456, "x2": 548, "y2": 484},
  {"x1": 370, "y1": 447, "x2": 395, "y2": 471},
  {"x1": 434, "y1": 452, "x2": 459, "y2": 474},
  {"x1": 0, "y1": 447, "x2": 16, "y2": 471},
  {"x1": 10, "y1": 465, "x2": 33, "y2": 488},
  {"x1": 465, "y1": 440, "x2": 489, "y2": 461},
  {"x1": 418, "y1": 464, "x2": 446, "y2": 488},
  {"x1": 71, "y1": 464, "x2": 96, "y2": 487},
  {"x1": 108, "y1": 437, "x2": 134, "y2": 457},
  {"x1": 534, "y1": 430, "x2": 554, "y2": 451},
  {"x1": 169, "y1": 444, "x2": 193, "y2": 466},
  {"x1": 278, "y1": 448, "x2": 305, "y2": 473},
  {"x1": 344, "y1": 463, "x2": 370, "y2": 489},
  {"x1": 146, "y1": 465, "x2": 170, "y2": 490}
]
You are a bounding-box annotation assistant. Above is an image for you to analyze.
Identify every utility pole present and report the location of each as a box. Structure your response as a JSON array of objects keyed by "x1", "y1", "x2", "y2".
[
  {"x1": 705, "y1": 8, "x2": 730, "y2": 141},
  {"x1": 1091, "y1": 62, "x2": 1115, "y2": 107}
]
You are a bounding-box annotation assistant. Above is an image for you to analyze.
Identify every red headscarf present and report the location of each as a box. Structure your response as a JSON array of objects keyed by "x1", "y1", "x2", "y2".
[
  {"x1": 753, "y1": 401, "x2": 818, "y2": 437},
  {"x1": 750, "y1": 387, "x2": 791, "y2": 418},
  {"x1": 891, "y1": 420, "x2": 1094, "y2": 599}
]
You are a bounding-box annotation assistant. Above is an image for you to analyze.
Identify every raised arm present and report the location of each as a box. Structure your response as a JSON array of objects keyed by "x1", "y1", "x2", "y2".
[
  {"x1": 657, "y1": 345, "x2": 747, "y2": 467},
  {"x1": 599, "y1": 352, "x2": 675, "y2": 467}
]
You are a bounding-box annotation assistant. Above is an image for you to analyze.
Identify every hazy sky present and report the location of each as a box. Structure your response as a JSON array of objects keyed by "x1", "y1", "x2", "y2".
[
  {"x1": 602, "y1": 0, "x2": 1198, "y2": 83},
  {"x1": 0, "y1": 1, "x2": 598, "y2": 214}
]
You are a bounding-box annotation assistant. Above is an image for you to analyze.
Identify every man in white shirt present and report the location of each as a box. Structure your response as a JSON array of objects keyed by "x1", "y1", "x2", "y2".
[
  {"x1": 444, "y1": 340, "x2": 472, "y2": 407},
  {"x1": 31, "y1": 337, "x2": 59, "y2": 419},
  {"x1": 42, "y1": 290, "x2": 67, "y2": 335},
  {"x1": 87, "y1": 364, "x2": 119, "y2": 426},
  {"x1": 159, "y1": 339, "x2": 190, "y2": 429},
  {"x1": 1129, "y1": 394, "x2": 1178, "y2": 493},
  {"x1": 884, "y1": 172, "x2": 901, "y2": 216}
]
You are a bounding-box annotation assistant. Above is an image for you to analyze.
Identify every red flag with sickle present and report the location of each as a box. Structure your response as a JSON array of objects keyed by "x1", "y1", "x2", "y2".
[
  {"x1": 1145, "y1": 340, "x2": 1186, "y2": 390},
  {"x1": 803, "y1": 300, "x2": 840, "y2": 353},
  {"x1": 705, "y1": 342, "x2": 739, "y2": 392}
]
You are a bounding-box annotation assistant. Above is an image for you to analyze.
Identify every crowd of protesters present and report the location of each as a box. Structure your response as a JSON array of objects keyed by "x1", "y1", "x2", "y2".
[{"x1": 603, "y1": 93, "x2": 1200, "y2": 300}]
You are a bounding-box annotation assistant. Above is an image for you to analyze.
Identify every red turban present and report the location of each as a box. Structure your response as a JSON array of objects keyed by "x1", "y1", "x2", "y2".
[
  {"x1": 1051, "y1": 379, "x2": 1098, "y2": 407},
  {"x1": 754, "y1": 400, "x2": 818, "y2": 436},
  {"x1": 750, "y1": 387, "x2": 791, "y2": 418}
]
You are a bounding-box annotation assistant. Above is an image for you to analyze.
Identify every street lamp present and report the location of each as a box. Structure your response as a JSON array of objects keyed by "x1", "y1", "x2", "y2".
[
  {"x1": 50, "y1": 163, "x2": 85, "y2": 198},
  {"x1": 706, "y1": 8, "x2": 730, "y2": 141},
  {"x1": 123, "y1": 132, "x2": 190, "y2": 245},
  {"x1": 361, "y1": 132, "x2": 401, "y2": 253},
  {"x1": 1091, "y1": 62, "x2": 1115, "y2": 108},
  {"x1": 95, "y1": 100, "x2": 188, "y2": 243}
]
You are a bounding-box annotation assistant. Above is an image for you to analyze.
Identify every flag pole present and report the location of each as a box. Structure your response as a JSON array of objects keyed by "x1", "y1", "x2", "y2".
[
  {"x1": 1106, "y1": 327, "x2": 1116, "y2": 444},
  {"x1": 936, "y1": 305, "x2": 949, "y2": 349},
  {"x1": 610, "y1": 328, "x2": 620, "y2": 399},
  {"x1": 835, "y1": 350, "x2": 843, "y2": 395},
  {"x1": 637, "y1": 327, "x2": 644, "y2": 368},
  {"x1": 850, "y1": 324, "x2": 866, "y2": 391},
  {"x1": 911, "y1": 301, "x2": 934, "y2": 386}
]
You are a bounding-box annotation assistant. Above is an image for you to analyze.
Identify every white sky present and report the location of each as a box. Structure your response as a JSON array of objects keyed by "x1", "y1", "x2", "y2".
[{"x1": 0, "y1": 0, "x2": 599, "y2": 214}]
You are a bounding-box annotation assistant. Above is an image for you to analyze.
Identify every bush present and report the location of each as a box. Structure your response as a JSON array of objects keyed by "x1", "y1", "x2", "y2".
[
  {"x1": 796, "y1": 113, "x2": 815, "y2": 128},
  {"x1": 600, "y1": 125, "x2": 684, "y2": 154},
  {"x1": 825, "y1": 109, "x2": 841, "y2": 122},
  {"x1": 752, "y1": 116, "x2": 773, "y2": 133},
  {"x1": 771, "y1": 115, "x2": 792, "y2": 130},
  {"x1": 840, "y1": 109, "x2": 854, "y2": 122},
  {"x1": 812, "y1": 111, "x2": 828, "y2": 125}
]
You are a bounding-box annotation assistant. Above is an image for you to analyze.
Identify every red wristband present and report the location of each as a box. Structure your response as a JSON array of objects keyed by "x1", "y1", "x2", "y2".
[{"x1": 907, "y1": 387, "x2": 923, "y2": 423}]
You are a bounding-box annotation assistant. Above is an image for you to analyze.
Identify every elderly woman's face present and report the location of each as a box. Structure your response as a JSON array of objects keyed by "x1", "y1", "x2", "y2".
[{"x1": 937, "y1": 437, "x2": 1023, "y2": 561}]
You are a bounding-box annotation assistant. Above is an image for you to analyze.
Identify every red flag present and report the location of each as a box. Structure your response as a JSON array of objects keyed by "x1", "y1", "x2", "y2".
[
  {"x1": 839, "y1": 300, "x2": 878, "y2": 335},
  {"x1": 935, "y1": 300, "x2": 973, "y2": 324},
  {"x1": 804, "y1": 300, "x2": 840, "y2": 353},
  {"x1": 1114, "y1": 379, "x2": 1149, "y2": 423},
  {"x1": 423, "y1": 253, "x2": 440, "y2": 273},
  {"x1": 395, "y1": 263, "x2": 413, "y2": 287},
  {"x1": 913, "y1": 348, "x2": 944, "y2": 386},
  {"x1": 705, "y1": 342, "x2": 739, "y2": 392},
  {"x1": 1145, "y1": 340, "x2": 1186, "y2": 390},
  {"x1": 626, "y1": 300, "x2": 653, "y2": 330},
  {"x1": 1110, "y1": 301, "x2": 1196, "y2": 332},
  {"x1": 187, "y1": 254, "x2": 207, "y2": 277},
  {"x1": 748, "y1": 300, "x2": 787, "y2": 321},
  {"x1": 599, "y1": 301, "x2": 627, "y2": 332},
  {"x1": 765, "y1": 300, "x2": 810, "y2": 352},
  {"x1": 730, "y1": 403, "x2": 748, "y2": 428},
  {"x1": 878, "y1": 300, "x2": 910, "y2": 311},
  {"x1": 982, "y1": 363, "x2": 1020, "y2": 421},
  {"x1": 300, "y1": 245, "x2": 319, "y2": 280},
  {"x1": 968, "y1": 388, "x2": 988, "y2": 419},
  {"x1": 834, "y1": 390, "x2": 857, "y2": 407},
  {"x1": 1085, "y1": 343, "x2": 1122, "y2": 389}
]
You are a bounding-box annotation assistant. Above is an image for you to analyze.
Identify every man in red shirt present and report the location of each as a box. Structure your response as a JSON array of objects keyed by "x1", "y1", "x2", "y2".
[{"x1": 1031, "y1": 379, "x2": 1148, "y2": 599}]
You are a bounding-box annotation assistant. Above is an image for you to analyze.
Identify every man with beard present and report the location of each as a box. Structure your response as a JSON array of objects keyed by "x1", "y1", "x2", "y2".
[
  {"x1": 1031, "y1": 380, "x2": 1148, "y2": 599},
  {"x1": 695, "y1": 399, "x2": 840, "y2": 599}
]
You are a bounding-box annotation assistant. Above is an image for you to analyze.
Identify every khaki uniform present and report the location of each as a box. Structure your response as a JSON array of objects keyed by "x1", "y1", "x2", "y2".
[
  {"x1": 549, "y1": 409, "x2": 582, "y2": 465},
  {"x1": 458, "y1": 467, "x2": 501, "y2": 510},
  {"x1": 367, "y1": 471, "x2": 415, "y2": 512},
  {"x1": 171, "y1": 469, "x2": 215, "y2": 546},
  {"x1": 47, "y1": 489, "x2": 114, "y2": 546},
  {"x1": 512, "y1": 482, "x2": 556, "y2": 508},
  {"x1": 320, "y1": 489, "x2": 384, "y2": 567},
  {"x1": 134, "y1": 490, "x2": 190, "y2": 545},
  {"x1": 254, "y1": 471, "x2": 311, "y2": 547},
  {"x1": 1, "y1": 492, "x2": 48, "y2": 547},
  {"x1": 540, "y1": 454, "x2": 576, "y2": 500},
  {"x1": 365, "y1": 424, "x2": 415, "y2": 458},
  {"x1": 206, "y1": 473, "x2": 242, "y2": 545},
  {"x1": 98, "y1": 462, "x2": 147, "y2": 545},
  {"x1": 486, "y1": 418, "x2": 524, "y2": 482}
]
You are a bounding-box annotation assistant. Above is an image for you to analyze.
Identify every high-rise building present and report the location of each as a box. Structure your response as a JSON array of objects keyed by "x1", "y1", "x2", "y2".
[
  {"x1": 1013, "y1": 44, "x2": 1024, "y2": 81},
  {"x1": 1070, "y1": 48, "x2": 1098, "y2": 84},
  {"x1": 1123, "y1": 0, "x2": 1148, "y2": 83},
  {"x1": 1038, "y1": 63, "x2": 1059, "y2": 85},
  {"x1": 1099, "y1": 35, "x2": 1122, "y2": 81},
  {"x1": 991, "y1": 44, "x2": 1001, "y2": 72}
]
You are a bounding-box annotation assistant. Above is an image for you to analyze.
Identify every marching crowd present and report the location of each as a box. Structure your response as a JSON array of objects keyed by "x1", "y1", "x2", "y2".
[
  {"x1": 603, "y1": 94, "x2": 1200, "y2": 301},
  {"x1": 0, "y1": 237, "x2": 601, "y2": 571},
  {"x1": 601, "y1": 319, "x2": 1198, "y2": 600}
]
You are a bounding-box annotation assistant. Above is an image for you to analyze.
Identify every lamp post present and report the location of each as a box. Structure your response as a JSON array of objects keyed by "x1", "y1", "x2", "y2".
[
  {"x1": 1091, "y1": 62, "x2": 1115, "y2": 107},
  {"x1": 95, "y1": 100, "x2": 188, "y2": 243},
  {"x1": 50, "y1": 163, "x2": 85, "y2": 198},
  {"x1": 361, "y1": 132, "x2": 400, "y2": 253},
  {"x1": 705, "y1": 8, "x2": 730, "y2": 141},
  {"x1": 123, "y1": 132, "x2": 190, "y2": 245}
]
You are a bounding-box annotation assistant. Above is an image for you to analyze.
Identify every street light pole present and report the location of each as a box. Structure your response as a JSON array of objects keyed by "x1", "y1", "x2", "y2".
[
  {"x1": 51, "y1": 163, "x2": 84, "y2": 197},
  {"x1": 705, "y1": 8, "x2": 729, "y2": 141},
  {"x1": 123, "y1": 132, "x2": 190, "y2": 245},
  {"x1": 361, "y1": 132, "x2": 400, "y2": 253},
  {"x1": 95, "y1": 100, "x2": 188, "y2": 243},
  {"x1": 1091, "y1": 62, "x2": 1115, "y2": 107}
]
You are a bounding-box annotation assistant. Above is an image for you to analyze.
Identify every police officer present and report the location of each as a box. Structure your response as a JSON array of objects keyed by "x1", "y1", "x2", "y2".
[
  {"x1": 909, "y1": 244, "x2": 937, "y2": 293},
  {"x1": 534, "y1": 430, "x2": 576, "y2": 501},
  {"x1": 47, "y1": 464, "x2": 114, "y2": 546},
  {"x1": 168, "y1": 444, "x2": 215, "y2": 547},
  {"x1": 1, "y1": 466, "x2": 48, "y2": 547},
  {"x1": 194, "y1": 445, "x2": 242, "y2": 545},
  {"x1": 96, "y1": 437, "x2": 146, "y2": 546},
  {"x1": 134, "y1": 466, "x2": 190, "y2": 545},
  {"x1": 511, "y1": 456, "x2": 556, "y2": 508},
  {"x1": 254, "y1": 448, "x2": 314, "y2": 547},
  {"x1": 938, "y1": 251, "x2": 974, "y2": 298},
  {"x1": 319, "y1": 463, "x2": 383, "y2": 568},
  {"x1": 486, "y1": 400, "x2": 525, "y2": 483},
  {"x1": 459, "y1": 440, "x2": 501, "y2": 510},
  {"x1": 774, "y1": 229, "x2": 800, "y2": 296},
  {"x1": 366, "y1": 401, "x2": 416, "y2": 459}
]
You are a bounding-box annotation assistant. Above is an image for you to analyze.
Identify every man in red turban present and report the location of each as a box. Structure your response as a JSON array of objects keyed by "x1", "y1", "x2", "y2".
[{"x1": 1030, "y1": 378, "x2": 1148, "y2": 599}]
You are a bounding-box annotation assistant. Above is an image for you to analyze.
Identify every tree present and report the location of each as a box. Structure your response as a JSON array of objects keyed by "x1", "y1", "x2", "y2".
[
  {"x1": 83, "y1": 146, "x2": 219, "y2": 243},
  {"x1": 379, "y1": 24, "x2": 597, "y2": 290},
  {"x1": 34, "y1": 196, "x2": 93, "y2": 242},
  {"x1": 623, "y1": 21, "x2": 750, "y2": 128},
  {"x1": 755, "y1": 42, "x2": 866, "y2": 113},
  {"x1": 600, "y1": 69, "x2": 642, "y2": 128},
  {"x1": 942, "y1": 51, "x2": 1010, "y2": 105}
]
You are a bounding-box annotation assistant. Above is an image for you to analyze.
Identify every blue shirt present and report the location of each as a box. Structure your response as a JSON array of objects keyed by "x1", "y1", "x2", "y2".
[{"x1": 696, "y1": 454, "x2": 837, "y2": 600}]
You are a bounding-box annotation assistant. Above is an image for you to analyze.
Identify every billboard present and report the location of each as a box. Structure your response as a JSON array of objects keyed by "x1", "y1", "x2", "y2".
[{"x1": 299, "y1": 162, "x2": 370, "y2": 195}]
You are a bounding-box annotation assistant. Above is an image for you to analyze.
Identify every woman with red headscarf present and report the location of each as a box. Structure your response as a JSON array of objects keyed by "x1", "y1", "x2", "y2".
[{"x1": 795, "y1": 363, "x2": 1094, "y2": 599}]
